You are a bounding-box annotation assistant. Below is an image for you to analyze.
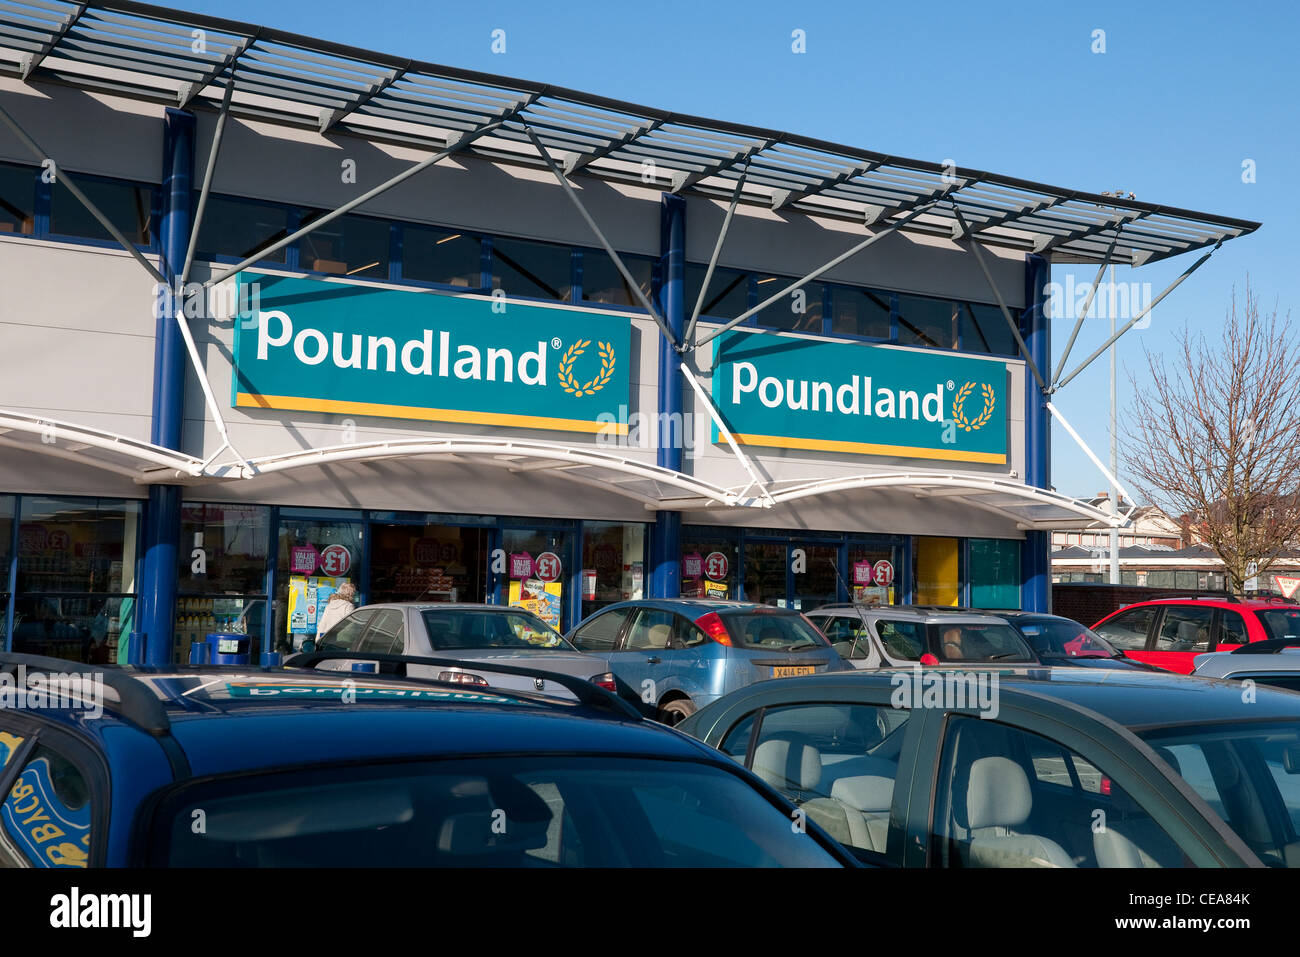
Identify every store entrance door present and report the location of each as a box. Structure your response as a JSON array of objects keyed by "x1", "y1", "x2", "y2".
[
  {"x1": 368, "y1": 524, "x2": 489, "y2": 605},
  {"x1": 740, "y1": 542, "x2": 841, "y2": 612}
]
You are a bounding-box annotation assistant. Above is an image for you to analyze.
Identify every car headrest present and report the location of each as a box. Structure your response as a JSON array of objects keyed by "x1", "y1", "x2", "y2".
[
  {"x1": 752, "y1": 733, "x2": 822, "y2": 792},
  {"x1": 966, "y1": 756, "x2": 1033, "y2": 830},
  {"x1": 830, "y1": 774, "x2": 895, "y2": 813}
]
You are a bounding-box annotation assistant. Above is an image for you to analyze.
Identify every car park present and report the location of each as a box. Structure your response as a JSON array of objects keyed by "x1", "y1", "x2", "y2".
[
  {"x1": 565, "y1": 599, "x2": 846, "y2": 726},
  {"x1": 1192, "y1": 639, "x2": 1300, "y2": 691},
  {"x1": 678, "y1": 666, "x2": 1300, "y2": 867},
  {"x1": 993, "y1": 611, "x2": 1154, "y2": 670},
  {"x1": 311, "y1": 603, "x2": 616, "y2": 698},
  {"x1": 0, "y1": 652, "x2": 858, "y2": 868},
  {"x1": 804, "y1": 604, "x2": 1037, "y2": 668},
  {"x1": 1091, "y1": 595, "x2": 1300, "y2": 673}
]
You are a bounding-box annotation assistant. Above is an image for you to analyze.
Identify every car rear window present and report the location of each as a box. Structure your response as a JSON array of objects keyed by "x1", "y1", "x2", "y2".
[
  {"x1": 716, "y1": 611, "x2": 830, "y2": 651},
  {"x1": 419, "y1": 610, "x2": 574, "y2": 652},
  {"x1": 1018, "y1": 619, "x2": 1117, "y2": 658},
  {"x1": 1259, "y1": 609, "x2": 1300, "y2": 641},
  {"x1": 150, "y1": 756, "x2": 842, "y2": 867}
]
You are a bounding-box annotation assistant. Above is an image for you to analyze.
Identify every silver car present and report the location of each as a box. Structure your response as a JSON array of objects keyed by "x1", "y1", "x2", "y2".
[
  {"x1": 1192, "y1": 639, "x2": 1300, "y2": 693},
  {"x1": 804, "y1": 604, "x2": 1037, "y2": 668},
  {"x1": 310, "y1": 603, "x2": 615, "y2": 698}
]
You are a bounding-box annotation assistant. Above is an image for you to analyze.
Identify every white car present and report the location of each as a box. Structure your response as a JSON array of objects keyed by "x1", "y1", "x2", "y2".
[{"x1": 1192, "y1": 639, "x2": 1300, "y2": 693}]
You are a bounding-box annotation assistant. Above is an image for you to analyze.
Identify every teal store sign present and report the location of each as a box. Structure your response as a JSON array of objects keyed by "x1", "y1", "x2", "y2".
[
  {"x1": 232, "y1": 272, "x2": 631, "y2": 435},
  {"x1": 711, "y1": 330, "x2": 1010, "y2": 464}
]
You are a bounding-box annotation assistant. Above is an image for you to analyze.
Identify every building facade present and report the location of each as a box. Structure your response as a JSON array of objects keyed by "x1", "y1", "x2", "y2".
[{"x1": 0, "y1": 4, "x2": 1255, "y2": 665}]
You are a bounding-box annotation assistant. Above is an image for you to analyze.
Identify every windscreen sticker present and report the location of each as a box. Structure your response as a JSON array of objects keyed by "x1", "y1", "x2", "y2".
[
  {"x1": 223, "y1": 682, "x2": 513, "y2": 704},
  {"x1": 2, "y1": 757, "x2": 91, "y2": 868}
]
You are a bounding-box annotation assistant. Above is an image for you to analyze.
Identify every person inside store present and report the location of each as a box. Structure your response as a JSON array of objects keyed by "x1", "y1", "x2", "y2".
[{"x1": 314, "y1": 581, "x2": 357, "y2": 645}]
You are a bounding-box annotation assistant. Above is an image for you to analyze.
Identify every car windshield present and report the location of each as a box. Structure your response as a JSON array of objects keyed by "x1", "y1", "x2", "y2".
[
  {"x1": 928, "y1": 622, "x2": 1036, "y2": 662},
  {"x1": 1017, "y1": 619, "x2": 1118, "y2": 658},
  {"x1": 152, "y1": 756, "x2": 843, "y2": 867},
  {"x1": 1259, "y1": 609, "x2": 1300, "y2": 641},
  {"x1": 420, "y1": 610, "x2": 574, "y2": 652},
  {"x1": 1139, "y1": 720, "x2": 1300, "y2": 868},
  {"x1": 717, "y1": 611, "x2": 831, "y2": 651}
]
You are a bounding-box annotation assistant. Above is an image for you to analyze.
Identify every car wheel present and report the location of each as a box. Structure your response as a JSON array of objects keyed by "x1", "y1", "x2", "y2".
[{"x1": 658, "y1": 698, "x2": 696, "y2": 726}]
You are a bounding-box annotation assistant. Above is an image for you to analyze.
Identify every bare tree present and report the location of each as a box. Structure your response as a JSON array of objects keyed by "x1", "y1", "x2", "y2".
[{"x1": 1124, "y1": 279, "x2": 1300, "y2": 594}]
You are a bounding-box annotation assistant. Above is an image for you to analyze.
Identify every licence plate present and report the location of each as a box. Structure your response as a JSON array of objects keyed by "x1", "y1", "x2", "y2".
[{"x1": 772, "y1": 665, "x2": 815, "y2": 677}]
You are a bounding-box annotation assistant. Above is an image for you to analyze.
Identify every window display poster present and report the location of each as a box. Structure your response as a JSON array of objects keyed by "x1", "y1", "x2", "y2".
[
  {"x1": 508, "y1": 578, "x2": 563, "y2": 630},
  {"x1": 288, "y1": 575, "x2": 347, "y2": 635}
]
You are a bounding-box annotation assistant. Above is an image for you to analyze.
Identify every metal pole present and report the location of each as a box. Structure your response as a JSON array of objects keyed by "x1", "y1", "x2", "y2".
[
  {"x1": 682, "y1": 159, "x2": 751, "y2": 349},
  {"x1": 1109, "y1": 263, "x2": 1120, "y2": 583},
  {"x1": 1050, "y1": 232, "x2": 1119, "y2": 388},
  {"x1": 181, "y1": 74, "x2": 235, "y2": 287}
]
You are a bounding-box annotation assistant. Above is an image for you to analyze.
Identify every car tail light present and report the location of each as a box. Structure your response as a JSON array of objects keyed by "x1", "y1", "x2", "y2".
[
  {"x1": 438, "y1": 671, "x2": 488, "y2": 687},
  {"x1": 695, "y1": 612, "x2": 733, "y2": 646},
  {"x1": 590, "y1": 672, "x2": 617, "y2": 693},
  {"x1": 1100, "y1": 776, "x2": 1112, "y2": 796},
  {"x1": 920, "y1": 653, "x2": 939, "y2": 666}
]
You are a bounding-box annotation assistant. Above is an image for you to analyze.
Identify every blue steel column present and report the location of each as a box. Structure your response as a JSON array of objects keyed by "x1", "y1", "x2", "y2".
[
  {"x1": 138, "y1": 108, "x2": 194, "y2": 664},
  {"x1": 649, "y1": 194, "x2": 686, "y2": 598},
  {"x1": 1022, "y1": 254, "x2": 1051, "y2": 612}
]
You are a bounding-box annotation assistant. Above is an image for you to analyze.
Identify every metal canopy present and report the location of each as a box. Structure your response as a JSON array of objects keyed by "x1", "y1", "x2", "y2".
[{"x1": 0, "y1": 0, "x2": 1258, "y2": 267}]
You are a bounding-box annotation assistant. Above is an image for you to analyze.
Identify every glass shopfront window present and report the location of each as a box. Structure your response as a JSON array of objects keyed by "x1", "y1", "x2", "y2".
[
  {"x1": 580, "y1": 522, "x2": 646, "y2": 619},
  {"x1": 969, "y1": 538, "x2": 1020, "y2": 609},
  {"x1": 829, "y1": 286, "x2": 891, "y2": 339},
  {"x1": 11, "y1": 496, "x2": 140, "y2": 663},
  {"x1": 848, "y1": 544, "x2": 900, "y2": 606},
  {"x1": 914, "y1": 536, "x2": 960, "y2": 606},
  {"x1": 175, "y1": 504, "x2": 270, "y2": 664},
  {"x1": 684, "y1": 264, "x2": 750, "y2": 321},
  {"x1": 681, "y1": 535, "x2": 737, "y2": 601},
  {"x1": 960, "y1": 303, "x2": 1017, "y2": 356},
  {"x1": 274, "y1": 515, "x2": 364, "y2": 656},
  {"x1": 369, "y1": 523, "x2": 489, "y2": 606},
  {"x1": 753, "y1": 277, "x2": 824, "y2": 333},
  {"x1": 502, "y1": 527, "x2": 572, "y2": 632},
  {"x1": 897, "y1": 294, "x2": 958, "y2": 350},
  {"x1": 194, "y1": 194, "x2": 290, "y2": 264}
]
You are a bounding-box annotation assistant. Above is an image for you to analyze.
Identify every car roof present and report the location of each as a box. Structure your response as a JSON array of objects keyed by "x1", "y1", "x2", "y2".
[
  {"x1": 1110, "y1": 597, "x2": 1300, "y2": 611},
  {"x1": 15, "y1": 665, "x2": 715, "y2": 778},
  {"x1": 809, "y1": 605, "x2": 1014, "y2": 625},
  {"x1": 705, "y1": 666, "x2": 1300, "y2": 731},
  {"x1": 355, "y1": 603, "x2": 531, "y2": 612},
  {"x1": 596, "y1": 599, "x2": 799, "y2": 614}
]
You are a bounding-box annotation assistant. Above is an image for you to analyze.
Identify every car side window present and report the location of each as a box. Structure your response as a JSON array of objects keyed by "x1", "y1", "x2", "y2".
[
  {"x1": 0, "y1": 742, "x2": 94, "y2": 868},
  {"x1": 1217, "y1": 610, "x2": 1249, "y2": 647},
  {"x1": 357, "y1": 609, "x2": 405, "y2": 655},
  {"x1": 745, "y1": 702, "x2": 910, "y2": 859},
  {"x1": 624, "y1": 609, "x2": 675, "y2": 652},
  {"x1": 1093, "y1": 607, "x2": 1156, "y2": 651},
  {"x1": 930, "y1": 717, "x2": 1183, "y2": 869},
  {"x1": 570, "y1": 608, "x2": 630, "y2": 652},
  {"x1": 318, "y1": 609, "x2": 375, "y2": 652},
  {"x1": 1156, "y1": 606, "x2": 1213, "y2": 653},
  {"x1": 674, "y1": 615, "x2": 709, "y2": 649},
  {"x1": 719, "y1": 712, "x2": 758, "y2": 761},
  {"x1": 875, "y1": 619, "x2": 925, "y2": 660},
  {"x1": 0, "y1": 730, "x2": 26, "y2": 775}
]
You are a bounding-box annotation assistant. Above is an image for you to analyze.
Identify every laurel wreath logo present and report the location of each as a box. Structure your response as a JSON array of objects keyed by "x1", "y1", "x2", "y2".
[
  {"x1": 952, "y1": 381, "x2": 996, "y2": 432},
  {"x1": 558, "y1": 340, "x2": 615, "y2": 397}
]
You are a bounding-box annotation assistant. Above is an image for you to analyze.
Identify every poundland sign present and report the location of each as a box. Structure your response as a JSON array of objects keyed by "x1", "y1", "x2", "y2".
[
  {"x1": 712, "y1": 330, "x2": 1009, "y2": 464},
  {"x1": 232, "y1": 273, "x2": 630, "y2": 434}
]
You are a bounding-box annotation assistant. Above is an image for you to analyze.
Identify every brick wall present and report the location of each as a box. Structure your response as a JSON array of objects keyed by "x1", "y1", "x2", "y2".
[{"x1": 1051, "y1": 584, "x2": 1223, "y2": 626}]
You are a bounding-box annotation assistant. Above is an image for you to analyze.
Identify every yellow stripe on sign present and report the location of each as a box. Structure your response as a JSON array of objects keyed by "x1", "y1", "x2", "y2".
[
  {"x1": 730, "y1": 432, "x2": 1007, "y2": 464},
  {"x1": 235, "y1": 393, "x2": 628, "y2": 436}
]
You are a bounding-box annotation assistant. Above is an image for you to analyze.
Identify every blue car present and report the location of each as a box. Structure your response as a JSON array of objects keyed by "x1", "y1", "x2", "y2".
[
  {"x1": 0, "y1": 652, "x2": 855, "y2": 868},
  {"x1": 566, "y1": 600, "x2": 848, "y2": 725}
]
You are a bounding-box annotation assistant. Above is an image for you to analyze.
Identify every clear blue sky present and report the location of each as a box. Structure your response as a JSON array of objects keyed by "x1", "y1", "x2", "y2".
[{"x1": 170, "y1": 0, "x2": 1298, "y2": 499}]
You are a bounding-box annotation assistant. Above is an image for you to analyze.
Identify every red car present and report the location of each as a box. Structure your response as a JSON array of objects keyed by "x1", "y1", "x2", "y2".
[{"x1": 1091, "y1": 596, "x2": 1300, "y2": 673}]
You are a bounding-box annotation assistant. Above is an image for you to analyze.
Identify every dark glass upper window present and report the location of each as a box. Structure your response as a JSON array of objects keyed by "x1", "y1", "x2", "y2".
[
  {"x1": 402, "y1": 226, "x2": 483, "y2": 288},
  {"x1": 684, "y1": 264, "x2": 749, "y2": 320},
  {"x1": 490, "y1": 236, "x2": 573, "y2": 301},
  {"x1": 752, "y1": 275, "x2": 823, "y2": 333},
  {"x1": 897, "y1": 294, "x2": 957, "y2": 350},
  {"x1": 194, "y1": 194, "x2": 289, "y2": 264},
  {"x1": 960, "y1": 303, "x2": 1017, "y2": 355},
  {"x1": 50, "y1": 176, "x2": 154, "y2": 246},
  {"x1": 0, "y1": 162, "x2": 35, "y2": 235},
  {"x1": 580, "y1": 248, "x2": 654, "y2": 306},
  {"x1": 829, "y1": 286, "x2": 891, "y2": 339},
  {"x1": 298, "y1": 212, "x2": 389, "y2": 279}
]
